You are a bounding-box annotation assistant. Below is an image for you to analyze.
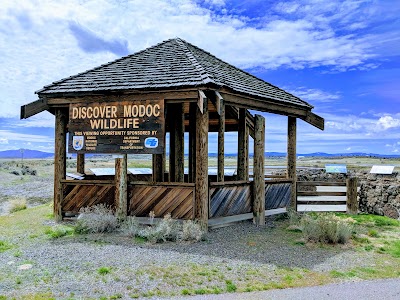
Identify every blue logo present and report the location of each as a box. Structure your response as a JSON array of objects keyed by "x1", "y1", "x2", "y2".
[{"x1": 145, "y1": 137, "x2": 158, "y2": 148}]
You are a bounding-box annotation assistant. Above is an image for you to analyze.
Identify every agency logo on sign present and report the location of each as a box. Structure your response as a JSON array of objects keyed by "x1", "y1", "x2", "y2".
[
  {"x1": 73, "y1": 136, "x2": 84, "y2": 151},
  {"x1": 144, "y1": 137, "x2": 158, "y2": 148}
]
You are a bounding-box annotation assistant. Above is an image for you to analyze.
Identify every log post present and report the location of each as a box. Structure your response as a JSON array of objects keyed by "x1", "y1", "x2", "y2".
[
  {"x1": 237, "y1": 108, "x2": 248, "y2": 180},
  {"x1": 346, "y1": 177, "x2": 358, "y2": 214},
  {"x1": 115, "y1": 154, "x2": 128, "y2": 220},
  {"x1": 54, "y1": 109, "x2": 67, "y2": 221},
  {"x1": 76, "y1": 153, "x2": 85, "y2": 174},
  {"x1": 169, "y1": 103, "x2": 184, "y2": 182},
  {"x1": 287, "y1": 116, "x2": 297, "y2": 208},
  {"x1": 152, "y1": 154, "x2": 164, "y2": 182},
  {"x1": 195, "y1": 91, "x2": 209, "y2": 230},
  {"x1": 217, "y1": 99, "x2": 225, "y2": 182},
  {"x1": 189, "y1": 102, "x2": 197, "y2": 183},
  {"x1": 253, "y1": 114, "x2": 265, "y2": 225}
]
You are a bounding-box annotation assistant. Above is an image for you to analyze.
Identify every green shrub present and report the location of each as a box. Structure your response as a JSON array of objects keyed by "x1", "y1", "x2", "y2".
[
  {"x1": 98, "y1": 267, "x2": 111, "y2": 275},
  {"x1": 9, "y1": 198, "x2": 27, "y2": 213},
  {"x1": 0, "y1": 240, "x2": 13, "y2": 252},
  {"x1": 75, "y1": 204, "x2": 118, "y2": 234},
  {"x1": 45, "y1": 226, "x2": 74, "y2": 239}
]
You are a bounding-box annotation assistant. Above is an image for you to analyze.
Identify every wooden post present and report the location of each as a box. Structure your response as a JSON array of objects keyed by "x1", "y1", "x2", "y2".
[
  {"x1": 76, "y1": 153, "x2": 85, "y2": 174},
  {"x1": 152, "y1": 154, "x2": 164, "y2": 182},
  {"x1": 169, "y1": 103, "x2": 184, "y2": 182},
  {"x1": 217, "y1": 99, "x2": 225, "y2": 182},
  {"x1": 115, "y1": 154, "x2": 128, "y2": 220},
  {"x1": 237, "y1": 108, "x2": 248, "y2": 180},
  {"x1": 189, "y1": 102, "x2": 197, "y2": 183},
  {"x1": 346, "y1": 177, "x2": 358, "y2": 214},
  {"x1": 253, "y1": 114, "x2": 265, "y2": 225},
  {"x1": 195, "y1": 91, "x2": 209, "y2": 230},
  {"x1": 54, "y1": 109, "x2": 67, "y2": 222},
  {"x1": 287, "y1": 116, "x2": 297, "y2": 208}
]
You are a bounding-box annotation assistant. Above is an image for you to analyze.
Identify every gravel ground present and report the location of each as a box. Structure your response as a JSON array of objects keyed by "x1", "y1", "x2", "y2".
[{"x1": 0, "y1": 220, "x2": 376, "y2": 299}]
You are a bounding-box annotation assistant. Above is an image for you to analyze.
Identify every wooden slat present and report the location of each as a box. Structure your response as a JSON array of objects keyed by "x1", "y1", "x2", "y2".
[
  {"x1": 297, "y1": 191, "x2": 347, "y2": 196},
  {"x1": 297, "y1": 205, "x2": 346, "y2": 212},
  {"x1": 297, "y1": 181, "x2": 346, "y2": 187},
  {"x1": 128, "y1": 185, "x2": 194, "y2": 220},
  {"x1": 265, "y1": 182, "x2": 291, "y2": 210},
  {"x1": 209, "y1": 184, "x2": 252, "y2": 218},
  {"x1": 61, "y1": 179, "x2": 114, "y2": 185},
  {"x1": 62, "y1": 184, "x2": 115, "y2": 213}
]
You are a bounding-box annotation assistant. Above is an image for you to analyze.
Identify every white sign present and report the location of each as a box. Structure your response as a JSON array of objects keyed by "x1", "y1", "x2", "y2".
[{"x1": 370, "y1": 165, "x2": 395, "y2": 175}]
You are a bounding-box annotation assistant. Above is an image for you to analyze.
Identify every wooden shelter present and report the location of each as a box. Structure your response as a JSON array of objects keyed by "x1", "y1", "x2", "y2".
[{"x1": 21, "y1": 38, "x2": 324, "y2": 229}]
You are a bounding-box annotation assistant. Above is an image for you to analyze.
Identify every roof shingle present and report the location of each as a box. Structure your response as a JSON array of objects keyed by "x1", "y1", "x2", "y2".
[{"x1": 37, "y1": 38, "x2": 312, "y2": 109}]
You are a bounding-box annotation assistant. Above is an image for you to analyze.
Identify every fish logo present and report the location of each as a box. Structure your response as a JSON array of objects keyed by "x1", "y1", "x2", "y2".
[
  {"x1": 73, "y1": 136, "x2": 84, "y2": 151},
  {"x1": 144, "y1": 137, "x2": 158, "y2": 148}
]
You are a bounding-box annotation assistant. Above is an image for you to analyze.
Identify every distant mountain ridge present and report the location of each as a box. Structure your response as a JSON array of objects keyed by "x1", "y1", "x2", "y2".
[
  {"x1": 1, "y1": 149, "x2": 399, "y2": 159},
  {"x1": 0, "y1": 149, "x2": 53, "y2": 159}
]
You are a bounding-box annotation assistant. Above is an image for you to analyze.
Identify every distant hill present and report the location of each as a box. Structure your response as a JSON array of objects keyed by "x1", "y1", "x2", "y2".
[
  {"x1": 0, "y1": 149, "x2": 53, "y2": 159},
  {"x1": 1, "y1": 149, "x2": 399, "y2": 159}
]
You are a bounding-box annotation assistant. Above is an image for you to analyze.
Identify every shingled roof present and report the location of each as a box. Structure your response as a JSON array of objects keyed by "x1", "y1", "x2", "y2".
[{"x1": 36, "y1": 38, "x2": 312, "y2": 109}]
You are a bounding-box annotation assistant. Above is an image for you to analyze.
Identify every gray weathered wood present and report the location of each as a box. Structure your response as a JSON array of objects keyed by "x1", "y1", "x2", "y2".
[
  {"x1": 152, "y1": 154, "x2": 164, "y2": 182},
  {"x1": 346, "y1": 177, "x2": 358, "y2": 214},
  {"x1": 76, "y1": 153, "x2": 85, "y2": 174},
  {"x1": 195, "y1": 91, "x2": 209, "y2": 230},
  {"x1": 253, "y1": 114, "x2": 265, "y2": 225},
  {"x1": 237, "y1": 108, "x2": 248, "y2": 180},
  {"x1": 189, "y1": 102, "x2": 197, "y2": 183},
  {"x1": 115, "y1": 154, "x2": 127, "y2": 220},
  {"x1": 54, "y1": 109, "x2": 67, "y2": 221},
  {"x1": 287, "y1": 116, "x2": 297, "y2": 208},
  {"x1": 297, "y1": 181, "x2": 347, "y2": 187},
  {"x1": 217, "y1": 98, "x2": 225, "y2": 182}
]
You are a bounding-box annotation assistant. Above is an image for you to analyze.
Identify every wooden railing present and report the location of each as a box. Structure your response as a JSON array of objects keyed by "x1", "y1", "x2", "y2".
[
  {"x1": 296, "y1": 178, "x2": 358, "y2": 213},
  {"x1": 61, "y1": 179, "x2": 115, "y2": 214}
]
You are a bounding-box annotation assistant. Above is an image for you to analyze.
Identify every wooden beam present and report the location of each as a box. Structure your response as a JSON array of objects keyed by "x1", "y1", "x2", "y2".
[
  {"x1": 195, "y1": 91, "x2": 209, "y2": 230},
  {"x1": 220, "y1": 92, "x2": 324, "y2": 130},
  {"x1": 287, "y1": 116, "x2": 297, "y2": 208},
  {"x1": 168, "y1": 103, "x2": 184, "y2": 182},
  {"x1": 152, "y1": 154, "x2": 164, "y2": 182},
  {"x1": 346, "y1": 177, "x2": 358, "y2": 214},
  {"x1": 76, "y1": 154, "x2": 85, "y2": 174},
  {"x1": 54, "y1": 109, "x2": 67, "y2": 221},
  {"x1": 217, "y1": 98, "x2": 225, "y2": 182},
  {"x1": 237, "y1": 108, "x2": 249, "y2": 180},
  {"x1": 188, "y1": 102, "x2": 197, "y2": 183},
  {"x1": 253, "y1": 114, "x2": 265, "y2": 225},
  {"x1": 20, "y1": 99, "x2": 49, "y2": 119},
  {"x1": 115, "y1": 154, "x2": 128, "y2": 220},
  {"x1": 44, "y1": 89, "x2": 199, "y2": 105}
]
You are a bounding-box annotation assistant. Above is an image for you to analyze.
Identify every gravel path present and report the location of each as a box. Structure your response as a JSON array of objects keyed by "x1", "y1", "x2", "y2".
[{"x1": 0, "y1": 221, "x2": 376, "y2": 299}]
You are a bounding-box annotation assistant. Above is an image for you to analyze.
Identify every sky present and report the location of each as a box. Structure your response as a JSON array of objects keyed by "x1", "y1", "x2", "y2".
[{"x1": 0, "y1": 0, "x2": 400, "y2": 155}]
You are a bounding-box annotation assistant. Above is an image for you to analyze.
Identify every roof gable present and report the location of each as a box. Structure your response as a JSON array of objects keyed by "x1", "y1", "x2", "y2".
[{"x1": 36, "y1": 38, "x2": 311, "y2": 109}]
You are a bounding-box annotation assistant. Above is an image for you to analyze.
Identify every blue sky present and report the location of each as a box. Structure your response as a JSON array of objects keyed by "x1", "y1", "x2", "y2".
[{"x1": 0, "y1": 0, "x2": 400, "y2": 155}]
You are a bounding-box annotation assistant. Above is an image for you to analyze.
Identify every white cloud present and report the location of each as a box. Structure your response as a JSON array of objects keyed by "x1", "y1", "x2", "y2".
[
  {"x1": 0, "y1": 138, "x2": 9, "y2": 144},
  {"x1": 376, "y1": 115, "x2": 400, "y2": 130},
  {"x1": 0, "y1": 0, "x2": 390, "y2": 119},
  {"x1": 288, "y1": 87, "x2": 340, "y2": 103}
]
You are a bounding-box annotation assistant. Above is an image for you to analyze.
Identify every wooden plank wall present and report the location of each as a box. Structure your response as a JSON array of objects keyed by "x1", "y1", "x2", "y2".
[
  {"x1": 61, "y1": 180, "x2": 115, "y2": 214},
  {"x1": 209, "y1": 181, "x2": 252, "y2": 218},
  {"x1": 265, "y1": 180, "x2": 292, "y2": 210},
  {"x1": 128, "y1": 183, "x2": 194, "y2": 219}
]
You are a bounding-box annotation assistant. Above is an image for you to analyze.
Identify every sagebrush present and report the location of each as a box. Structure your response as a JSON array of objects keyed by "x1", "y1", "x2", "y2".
[
  {"x1": 75, "y1": 204, "x2": 118, "y2": 234},
  {"x1": 299, "y1": 213, "x2": 354, "y2": 244}
]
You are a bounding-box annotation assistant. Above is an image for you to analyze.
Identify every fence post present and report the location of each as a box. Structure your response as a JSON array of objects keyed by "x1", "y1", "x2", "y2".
[{"x1": 346, "y1": 177, "x2": 358, "y2": 214}]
